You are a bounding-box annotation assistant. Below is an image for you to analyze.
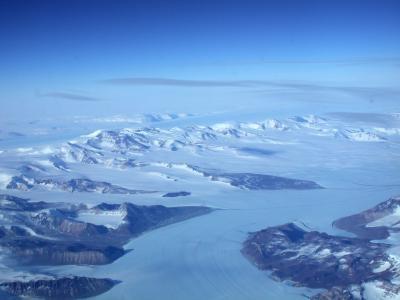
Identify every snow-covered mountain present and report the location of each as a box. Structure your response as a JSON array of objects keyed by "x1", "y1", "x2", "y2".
[
  {"x1": 1, "y1": 112, "x2": 398, "y2": 193},
  {"x1": 0, "y1": 111, "x2": 399, "y2": 300}
]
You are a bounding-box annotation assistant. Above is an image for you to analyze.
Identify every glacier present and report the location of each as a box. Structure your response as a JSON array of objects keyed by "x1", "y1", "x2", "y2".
[{"x1": 0, "y1": 111, "x2": 399, "y2": 299}]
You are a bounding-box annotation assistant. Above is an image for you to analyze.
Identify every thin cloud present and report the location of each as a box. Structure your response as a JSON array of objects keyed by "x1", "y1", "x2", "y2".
[
  {"x1": 100, "y1": 77, "x2": 256, "y2": 87},
  {"x1": 249, "y1": 82, "x2": 400, "y2": 101},
  {"x1": 100, "y1": 77, "x2": 312, "y2": 88},
  {"x1": 206, "y1": 56, "x2": 400, "y2": 67},
  {"x1": 100, "y1": 76, "x2": 397, "y2": 91},
  {"x1": 99, "y1": 76, "x2": 400, "y2": 100},
  {"x1": 39, "y1": 92, "x2": 101, "y2": 102}
]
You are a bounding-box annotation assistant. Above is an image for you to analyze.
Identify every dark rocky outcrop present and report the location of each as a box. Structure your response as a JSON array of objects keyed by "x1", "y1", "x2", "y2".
[
  {"x1": 334, "y1": 196, "x2": 400, "y2": 240},
  {"x1": 0, "y1": 194, "x2": 212, "y2": 299},
  {"x1": 86, "y1": 130, "x2": 150, "y2": 152},
  {"x1": 216, "y1": 173, "x2": 323, "y2": 190},
  {"x1": 0, "y1": 194, "x2": 51, "y2": 211},
  {"x1": 188, "y1": 166, "x2": 323, "y2": 190},
  {"x1": 242, "y1": 223, "x2": 391, "y2": 289},
  {"x1": 3, "y1": 239, "x2": 126, "y2": 265},
  {"x1": 310, "y1": 286, "x2": 359, "y2": 300},
  {"x1": 0, "y1": 195, "x2": 212, "y2": 266},
  {"x1": 0, "y1": 276, "x2": 118, "y2": 299},
  {"x1": 162, "y1": 191, "x2": 191, "y2": 197},
  {"x1": 6, "y1": 176, "x2": 156, "y2": 194},
  {"x1": 111, "y1": 202, "x2": 212, "y2": 237},
  {"x1": 242, "y1": 196, "x2": 400, "y2": 299}
]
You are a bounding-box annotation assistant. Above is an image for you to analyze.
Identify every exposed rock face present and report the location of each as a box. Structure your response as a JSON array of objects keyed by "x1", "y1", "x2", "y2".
[
  {"x1": 0, "y1": 194, "x2": 212, "y2": 266},
  {"x1": 241, "y1": 196, "x2": 400, "y2": 300},
  {"x1": 0, "y1": 194, "x2": 212, "y2": 299},
  {"x1": 58, "y1": 142, "x2": 103, "y2": 165},
  {"x1": 310, "y1": 281, "x2": 400, "y2": 300},
  {"x1": 86, "y1": 130, "x2": 150, "y2": 152},
  {"x1": 3, "y1": 239, "x2": 126, "y2": 265},
  {"x1": 6, "y1": 176, "x2": 156, "y2": 194},
  {"x1": 59, "y1": 178, "x2": 152, "y2": 194},
  {"x1": 0, "y1": 276, "x2": 118, "y2": 299},
  {"x1": 242, "y1": 223, "x2": 391, "y2": 289},
  {"x1": 310, "y1": 286, "x2": 358, "y2": 300},
  {"x1": 115, "y1": 202, "x2": 212, "y2": 236},
  {"x1": 5, "y1": 176, "x2": 34, "y2": 191},
  {"x1": 0, "y1": 194, "x2": 50, "y2": 211},
  {"x1": 189, "y1": 165, "x2": 323, "y2": 190},
  {"x1": 162, "y1": 191, "x2": 191, "y2": 197},
  {"x1": 214, "y1": 173, "x2": 323, "y2": 190},
  {"x1": 334, "y1": 196, "x2": 400, "y2": 240},
  {"x1": 34, "y1": 215, "x2": 108, "y2": 237}
]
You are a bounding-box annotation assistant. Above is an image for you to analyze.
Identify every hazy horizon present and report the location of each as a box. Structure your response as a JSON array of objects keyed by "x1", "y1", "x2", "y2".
[{"x1": 1, "y1": 0, "x2": 399, "y2": 121}]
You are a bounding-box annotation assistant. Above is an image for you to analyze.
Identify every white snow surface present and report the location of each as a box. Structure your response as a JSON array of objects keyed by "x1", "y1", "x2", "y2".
[{"x1": 0, "y1": 111, "x2": 399, "y2": 299}]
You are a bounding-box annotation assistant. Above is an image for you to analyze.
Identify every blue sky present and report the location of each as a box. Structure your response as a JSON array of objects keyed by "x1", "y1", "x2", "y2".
[{"x1": 0, "y1": 0, "x2": 399, "y2": 120}]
